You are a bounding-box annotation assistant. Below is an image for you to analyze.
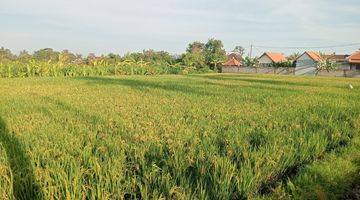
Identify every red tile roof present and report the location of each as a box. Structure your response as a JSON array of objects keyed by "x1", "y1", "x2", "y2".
[
  {"x1": 326, "y1": 54, "x2": 349, "y2": 62},
  {"x1": 347, "y1": 50, "x2": 360, "y2": 64},
  {"x1": 298, "y1": 52, "x2": 348, "y2": 62},
  {"x1": 223, "y1": 57, "x2": 242, "y2": 66},
  {"x1": 227, "y1": 52, "x2": 242, "y2": 61},
  {"x1": 261, "y1": 52, "x2": 286, "y2": 63},
  {"x1": 304, "y1": 51, "x2": 321, "y2": 62}
]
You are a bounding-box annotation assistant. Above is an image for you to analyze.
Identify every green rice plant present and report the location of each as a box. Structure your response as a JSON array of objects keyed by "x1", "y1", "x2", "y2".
[{"x1": 0, "y1": 74, "x2": 359, "y2": 199}]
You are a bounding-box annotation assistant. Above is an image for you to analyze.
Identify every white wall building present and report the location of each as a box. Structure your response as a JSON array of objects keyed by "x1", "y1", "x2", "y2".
[
  {"x1": 294, "y1": 52, "x2": 320, "y2": 75},
  {"x1": 258, "y1": 52, "x2": 286, "y2": 67},
  {"x1": 222, "y1": 57, "x2": 242, "y2": 73},
  {"x1": 295, "y1": 52, "x2": 350, "y2": 75}
]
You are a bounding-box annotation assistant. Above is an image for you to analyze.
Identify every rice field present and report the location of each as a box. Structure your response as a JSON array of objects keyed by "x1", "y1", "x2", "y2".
[{"x1": 0, "y1": 74, "x2": 359, "y2": 199}]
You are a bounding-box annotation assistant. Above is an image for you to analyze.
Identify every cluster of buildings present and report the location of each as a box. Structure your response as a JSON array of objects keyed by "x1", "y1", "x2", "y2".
[{"x1": 222, "y1": 49, "x2": 360, "y2": 76}]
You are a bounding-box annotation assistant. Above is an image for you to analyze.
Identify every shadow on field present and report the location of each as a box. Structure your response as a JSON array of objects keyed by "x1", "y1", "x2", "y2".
[
  {"x1": 319, "y1": 158, "x2": 360, "y2": 200},
  {"x1": 285, "y1": 157, "x2": 360, "y2": 200},
  {"x1": 192, "y1": 75, "x2": 306, "y2": 94},
  {"x1": 77, "y1": 76, "x2": 304, "y2": 97},
  {"x1": 198, "y1": 74, "x2": 317, "y2": 87},
  {"x1": 77, "y1": 76, "x2": 213, "y2": 96},
  {"x1": 345, "y1": 158, "x2": 360, "y2": 199},
  {"x1": 38, "y1": 96, "x2": 135, "y2": 143},
  {"x1": 40, "y1": 95, "x2": 105, "y2": 125},
  {"x1": 0, "y1": 118, "x2": 43, "y2": 200}
]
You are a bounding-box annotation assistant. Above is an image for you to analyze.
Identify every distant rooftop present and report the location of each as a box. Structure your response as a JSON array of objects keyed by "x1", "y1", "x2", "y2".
[
  {"x1": 261, "y1": 52, "x2": 286, "y2": 63},
  {"x1": 223, "y1": 57, "x2": 242, "y2": 66}
]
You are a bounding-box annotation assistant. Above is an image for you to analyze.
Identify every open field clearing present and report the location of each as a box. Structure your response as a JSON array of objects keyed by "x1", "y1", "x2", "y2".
[{"x1": 0, "y1": 74, "x2": 359, "y2": 199}]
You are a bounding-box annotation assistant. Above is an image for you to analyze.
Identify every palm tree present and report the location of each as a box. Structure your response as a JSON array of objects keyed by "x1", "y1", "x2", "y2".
[
  {"x1": 316, "y1": 53, "x2": 338, "y2": 75},
  {"x1": 287, "y1": 52, "x2": 301, "y2": 62}
]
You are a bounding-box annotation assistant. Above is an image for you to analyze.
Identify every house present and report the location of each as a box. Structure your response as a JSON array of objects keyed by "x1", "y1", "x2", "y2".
[
  {"x1": 347, "y1": 50, "x2": 360, "y2": 70},
  {"x1": 327, "y1": 54, "x2": 350, "y2": 70},
  {"x1": 294, "y1": 51, "x2": 321, "y2": 75},
  {"x1": 295, "y1": 51, "x2": 351, "y2": 75},
  {"x1": 258, "y1": 52, "x2": 286, "y2": 67},
  {"x1": 222, "y1": 57, "x2": 242, "y2": 73}
]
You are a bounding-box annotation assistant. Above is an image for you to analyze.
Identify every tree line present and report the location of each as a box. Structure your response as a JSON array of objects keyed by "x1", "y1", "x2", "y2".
[{"x1": 0, "y1": 38, "x2": 233, "y2": 78}]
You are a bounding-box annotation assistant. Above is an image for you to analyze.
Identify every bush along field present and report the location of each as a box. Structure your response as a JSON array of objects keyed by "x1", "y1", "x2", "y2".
[
  {"x1": 0, "y1": 59, "x2": 202, "y2": 78},
  {"x1": 0, "y1": 39, "x2": 227, "y2": 78},
  {"x1": 0, "y1": 74, "x2": 359, "y2": 199}
]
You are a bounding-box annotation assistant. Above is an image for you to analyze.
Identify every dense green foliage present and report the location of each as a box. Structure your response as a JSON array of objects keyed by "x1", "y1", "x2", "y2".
[
  {"x1": 0, "y1": 59, "x2": 188, "y2": 78},
  {"x1": 0, "y1": 38, "x2": 229, "y2": 78},
  {"x1": 316, "y1": 53, "x2": 340, "y2": 74},
  {"x1": 269, "y1": 60, "x2": 293, "y2": 68},
  {"x1": 204, "y1": 39, "x2": 227, "y2": 71},
  {"x1": 0, "y1": 48, "x2": 197, "y2": 77},
  {"x1": 0, "y1": 74, "x2": 359, "y2": 199},
  {"x1": 243, "y1": 56, "x2": 260, "y2": 69},
  {"x1": 182, "y1": 39, "x2": 227, "y2": 72}
]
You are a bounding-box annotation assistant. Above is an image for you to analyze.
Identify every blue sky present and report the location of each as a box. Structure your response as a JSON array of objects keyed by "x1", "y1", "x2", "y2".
[{"x1": 1, "y1": 0, "x2": 359, "y2": 56}]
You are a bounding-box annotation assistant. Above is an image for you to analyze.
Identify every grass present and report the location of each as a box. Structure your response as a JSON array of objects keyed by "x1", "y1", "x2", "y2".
[{"x1": 0, "y1": 73, "x2": 359, "y2": 199}]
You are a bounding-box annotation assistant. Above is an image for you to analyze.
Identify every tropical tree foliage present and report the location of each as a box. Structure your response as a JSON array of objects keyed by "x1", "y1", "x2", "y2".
[
  {"x1": 33, "y1": 48, "x2": 60, "y2": 62},
  {"x1": 242, "y1": 56, "x2": 260, "y2": 72},
  {"x1": 204, "y1": 39, "x2": 227, "y2": 71},
  {"x1": 316, "y1": 53, "x2": 339, "y2": 74},
  {"x1": 0, "y1": 41, "x2": 226, "y2": 78},
  {"x1": 243, "y1": 56, "x2": 259, "y2": 68},
  {"x1": 181, "y1": 52, "x2": 207, "y2": 70},
  {"x1": 4, "y1": 38, "x2": 312, "y2": 78},
  {"x1": 270, "y1": 60, "x2": 293, "y2": 68},
  {"x1": 0, "y1": 47, "x2": 16, "y2": 62},
  {"x1": 186, "y1": 42, "x2": 205, "y2": 53},
  {"x1": 287, "y1": 52, "x2": 301, "y2": 63},
  {"x1": 233, "y1": 46, "x2": 245, "y2": 57}
]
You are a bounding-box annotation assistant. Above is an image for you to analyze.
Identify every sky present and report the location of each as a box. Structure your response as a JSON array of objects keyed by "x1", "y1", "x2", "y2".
[{"x1": 1, "y1": 0, "x2": 360, "y2": 56}]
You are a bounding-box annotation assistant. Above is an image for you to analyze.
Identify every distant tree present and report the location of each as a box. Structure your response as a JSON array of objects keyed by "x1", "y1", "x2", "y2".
[
  {"x1": 243, "y1": 56, "x2": 260, "y2": 72},
  {"x1": 316, "y1": 53, "x2": 338, "y2": 75},
  {"x1": 58, "y1": 50, "x2": 77, "y2": 64},
  {"x1": 204, "y1": 38, "x2": 227, "y2": 72},
  {"x1": 233, "y1": 46, "x2": 245, "y2": 57},
  {"x1": 243, "y1": 56, "x2": 254, "y2": 67},
  {"x1": 182, "y1": 52, "x2": 207, "y2": 70},
  {"x1": 75, "y1": 54, "x2": 83, "y2": 59},
  {"x1": 106, "y1": 53, "x2": 121, "y2": 65},
  {"x1": 270, "y1": 60, "x2": 293, "y2": 68},
  {"x1": 287, "y1": 52, "x2": 301, "y2": 62},
  {"x1": 123, "y1": 50, "x2": 176, "y2": 64},
  {"x1": 186, "y1": 42, "x2": 205, "y2": 54},
  {"x1": 84, "y1": 53, "x2": 97, "y2": 65},
  {"x1": 18, "y1": 50, "x2": 32, "y2": 62},
  {"x1": 87, "y1": 53, "x2": 96, "y2": 59},
  {"x1": 73, "y1": 54, "x2": 84, "y2": 65},
  {"x1": 143, "y1": 49, "x2": 175, "y2": 64},
  {"x1": 123, "y1": 52, "x2": 142, "y2": 61},
  {"x1": 107, "y1": 53, "x2": 120, "y2": 59},
  {"x1": 33, "y1": 48, "x2": 59, "y2": 62},
  {"x1": 286, "y1": 52, "x2": 300, "y2": 67},
  {"x1": 0, "y1": 47, "x2": 16, "y2": 62}
]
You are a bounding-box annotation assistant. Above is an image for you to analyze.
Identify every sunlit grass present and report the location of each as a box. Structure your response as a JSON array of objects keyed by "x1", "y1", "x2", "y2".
[{"x1": 0, "y1": 73, "x2": 359, "y2": 199}]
